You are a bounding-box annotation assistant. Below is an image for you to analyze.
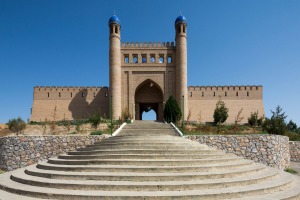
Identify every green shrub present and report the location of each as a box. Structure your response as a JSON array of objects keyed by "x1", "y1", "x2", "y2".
[
  {"x1": 164, "y1": 96, "x2": 181, "y2": 123},
  {"x1": 262, "y1": 106, "x2": 287, "y2": 135},
  {"x1": 90, "y1": 130, "x2": 103, "y2": 135},
  {"x1": 284, "y1": 168, "x2": 298, "y2": 174},
  {"x1": 89, "y1": 113, "x2": 101, "y2": 129},
  {"x1": 287, "y1": 120, "x2": 298, "y2": 133},
  {"x1": 248, "y1": 111, "x2": 263, "y2": 126},
  {"x1": 213, "y1": 100, "x2": 229, "y2": 132},
  {"x1": 7, "y1": 117, "x2": 27, "y2": 135}
]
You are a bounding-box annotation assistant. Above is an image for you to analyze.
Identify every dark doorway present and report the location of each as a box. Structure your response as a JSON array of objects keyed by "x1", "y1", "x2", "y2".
[{"x1": 135, "y1": 79, "x2": 163, "y2": 121}]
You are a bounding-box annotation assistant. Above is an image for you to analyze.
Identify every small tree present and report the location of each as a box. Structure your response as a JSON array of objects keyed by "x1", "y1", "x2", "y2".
[
  {"x1": 164, "y1": 96, "x2": 181, "y2": 124},
  {"x1": 248, "y1": 111, "x2": 263, "y2": 127},
  {"x1": 287, "y1": 120, "x2": 298, "y2": 132},
  {"x1": 213, "y1": 100, "x2": 229, "y2": 126},
  {"x1": 233, "y1": 108, "x2": 244, "y2": 133},
  {"x1": 7, "y1": 117, "x2": 26, "y2": 135},
  {"x1": 89, "y1": 112, "x2": 101, "y2": 129},
  {"x1": 262, "y1": 106, "x2": 287, "y2": 135}
]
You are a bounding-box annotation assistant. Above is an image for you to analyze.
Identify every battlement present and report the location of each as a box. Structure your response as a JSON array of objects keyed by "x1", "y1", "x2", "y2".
[
  {"x1": 188, "y1": 85, "x2": 262, "y2": 91},
  {"x1": 121, "y1": 42, "x2": 175, "y2": 49},
  {"x1": 34, "y1": 86, "x2": 109, "y2": 91},
  {"x1": 187, "y1": 85, "x2": 263, "y2": 100}
]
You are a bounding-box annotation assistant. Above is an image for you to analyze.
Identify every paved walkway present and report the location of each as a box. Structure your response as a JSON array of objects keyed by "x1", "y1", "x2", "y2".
[{"x1": 290, "y1": 161, "x2": 300, "y2": 176}]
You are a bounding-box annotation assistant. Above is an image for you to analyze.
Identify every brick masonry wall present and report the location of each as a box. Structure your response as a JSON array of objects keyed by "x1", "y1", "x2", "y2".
[
  {"x1": 186, "y1": 135, "x2": 290, "y2": 170},
  {"x1": 289, "y1": 141, "x2": 300, "y2": 161},
  {"x1": 0, "y1": 135, "x2": 109, "y2": 171}
]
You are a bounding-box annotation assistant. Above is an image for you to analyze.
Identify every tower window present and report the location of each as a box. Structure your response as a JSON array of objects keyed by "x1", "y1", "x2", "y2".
[
  {"x1": 115, "y1": 27, "x2": 118, "y2": 34},
  {"x1": 225, "y1": 92, "x2": 227, "y2": 97},
  {"x1": 167, "y1": 56, "x2": 172, "y2": 63},
  {"x1": 124, "y1": 55, "x2": 129, "y2": 63},
  {"x1": 110, "y1": 26, "x2": 113, "y2": 34},
  {"x1": 202, "y1": 92, "x2": 204, "y2": 97},
  {"x1": 247, "y1": 92, "x2": 249, "y2": 96},
  {"x1": 93, "y1": 92, "x2": 96, "y2": 97},
  {"x1": 133, "y1": 55, "x2": 138, "y2": 64},
  {"x1": 150, "y1": 55, "x2": 155, "y2": 63},
  {"x1": 142, "y1": 55, "x2": 147, "y2": 63},
  {"x1": 236, "y1": 92, "x2": 239, "y2": 96},
  {"x1": 183, "y1": 26, "x2": 186, "y2": 33},
  {"x1": 71, "y1": 92, "x2": 72, "y2": 97},
  {"x1": 159, "y1": 56, "x2": 164, "y2": 63},
  {"x1": 190, "y1": 92, "x2": 192, "y2": 97},
  {"x1": 178, "y1": 26, "x2": 181, "y2": 33},
  {"x1": 47, "y1": 92, "x2": 49, "y2": 97},
  {"x1": 213, "y1": 92, "x2": 215, "y2": 96},
  {"x1": 59, "y1": 92, "x2": 61, "y2": 97}
]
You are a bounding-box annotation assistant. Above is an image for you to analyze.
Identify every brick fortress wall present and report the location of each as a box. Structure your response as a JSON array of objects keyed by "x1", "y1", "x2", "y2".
[
  {"x1": 187, "y1": 85, "x2": 264, "y2": 123},
  {"x1": 30, "y1": 86, "x2": 110, "y2": 122}
]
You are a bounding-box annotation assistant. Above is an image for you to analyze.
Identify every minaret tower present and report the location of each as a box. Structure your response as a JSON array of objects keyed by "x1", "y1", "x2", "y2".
[
  {"x1": 175, "y1": 15, "x2": 188, "y2": 120},
  {"x1": 109, "y1": 15, "x2": 122, "y2": 119}
]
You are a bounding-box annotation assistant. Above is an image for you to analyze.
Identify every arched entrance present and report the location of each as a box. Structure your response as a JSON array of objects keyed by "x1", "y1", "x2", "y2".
[{"x1": 135, "y1": 79, "x2": 163, "y2": 121}]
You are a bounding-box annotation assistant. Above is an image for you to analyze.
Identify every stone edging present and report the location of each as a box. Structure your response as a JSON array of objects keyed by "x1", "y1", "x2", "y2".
[
  {"x1": 0, "y1": 135, "x2": 109, "y2": 171},
  {"x1": 186, "y1": 135, "x2": 290, "y2": 170},
  {"x1": 289, "y1": 141, "x2": 300, "y2": 162}
]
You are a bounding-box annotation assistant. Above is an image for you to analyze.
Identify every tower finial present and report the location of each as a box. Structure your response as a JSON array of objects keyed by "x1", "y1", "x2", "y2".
[
  {"x1": 179, "y1": 10, "x2": 182, "y2": 16},
  {"x1": 113, "y1": 10, "x2": 116, "y2": 15}
]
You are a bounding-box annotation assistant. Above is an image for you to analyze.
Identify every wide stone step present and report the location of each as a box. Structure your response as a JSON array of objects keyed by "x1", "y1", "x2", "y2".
[
  {"x1": 58, "y1": 153, "x2": 233, "y2": 160},
  {"x1": 47, "y1": 157, "x2": 243, "y2": 166},
  {"x1": 10, "y1": 167, "x2": 279, "y2": 191},
  {"x1": 24, "y1": 164, "x2": 266, "y2": 181},
  {"x1": 0, "y1": 170, "x2": 295, "y2": 200},
  {"x1": 69, "y1": 149, "x2": 220, "y2": 155},
  {"x1": 36, "y1": 160, "x2": 255, "y2": 173}
]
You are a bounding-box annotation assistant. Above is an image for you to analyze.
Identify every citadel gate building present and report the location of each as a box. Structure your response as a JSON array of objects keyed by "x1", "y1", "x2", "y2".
[{"x1": 30, "y1": 15, "x2": 264, "y2": 123}]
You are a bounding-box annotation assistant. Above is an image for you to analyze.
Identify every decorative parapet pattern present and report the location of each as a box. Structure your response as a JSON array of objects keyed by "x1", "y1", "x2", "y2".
[
  {"x1": 0, "y1": 135, "x2": 109, "y2": 171},
  {"x1": 289, "y1": 141, "x2": 300, "y2": 161},
  {"x1": 186, "y1": 135, "x2": 290, "y2": 170},
  {"x1": 121, "y1": 42, "x2": 175, "y2": 49}
]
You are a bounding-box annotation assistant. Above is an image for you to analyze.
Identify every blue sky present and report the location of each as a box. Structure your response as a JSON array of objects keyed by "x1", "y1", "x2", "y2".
[{"x1": 0, "y1": 0, "x2": 299, "y2": 124}]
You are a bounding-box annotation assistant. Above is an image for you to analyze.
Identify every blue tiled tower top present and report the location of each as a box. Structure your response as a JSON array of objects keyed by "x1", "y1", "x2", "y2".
[
  {"x1": 108, "y1": 15, "x2": 121, "y2": 26},
  {"x1": 175, "y1": 15, "x2": 187, "y2": 26}
]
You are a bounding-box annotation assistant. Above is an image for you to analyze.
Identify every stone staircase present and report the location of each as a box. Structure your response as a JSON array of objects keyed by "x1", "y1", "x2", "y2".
[{"x1": 0, "y1": 120, "x2": 300, "y2": 199}]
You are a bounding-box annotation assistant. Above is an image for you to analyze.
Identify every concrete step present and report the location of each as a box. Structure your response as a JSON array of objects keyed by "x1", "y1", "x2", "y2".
[
  {"x1": 24, "y1": 164, "x2": 266, "y2": 181},
  {"x1": 58, "y1": 153, "x2": 234, "y2": 160},
  {"x1": 47, "y1": 157, "x2": 243, "y2": 166},
  {"x1": 11, "y1": 167, "x2": 279, "y2": 191},
  {"x1": 0, "y1": 169, "x2": 295, "y2": 199},
  {"x1": 36, "y1": 159, "x2": 255, "y2": 173},
  {"x1": 68, "y1": 149, "x2": 220, "y2": 155}
]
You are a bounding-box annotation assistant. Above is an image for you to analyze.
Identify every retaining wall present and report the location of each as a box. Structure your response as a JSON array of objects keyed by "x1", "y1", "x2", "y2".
[
  {"x1": 289, "y1": 141, "x2": 300, "y2": 162},
  {"x1": 186, "y1": 135, "x2": 290, "y2": 170},
  {"x1": 0, "y1": 135, "x2": 108, "y2": 171}
]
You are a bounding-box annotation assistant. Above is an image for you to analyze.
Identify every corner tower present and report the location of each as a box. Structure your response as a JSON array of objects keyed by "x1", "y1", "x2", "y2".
[
  {"x1": 175, "y1": 15, "x2": 188, "y2": 119},
  {"x1": 109, "y1": 15, "x2": 122, "y2": 119}
]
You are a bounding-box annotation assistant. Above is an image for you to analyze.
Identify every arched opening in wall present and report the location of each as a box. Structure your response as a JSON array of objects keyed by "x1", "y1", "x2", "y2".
[
  {"x1": 150, "y1": 55, "x2": 155, "y2": 63},
  {"x1": 133, "y1": 56, "x2": 138, "y2": 64},
  {"x1": 142, "y1": 56, "x2": 147, "y2": 63},
  {"x1": 142, "y1": 109, "x2": 156, "y2": 120},
  {"x1": 135, "y1": 79, "x2": 163, "y2": 121},
  {"x1": 124, "y1": 56, "x2": 129, "y2": 63},
  {"x1": 159, "y1": 56, "x2": 164, "y2": 63},
  {"x1": 167, "y1": 56, "x2": 172, "y2": 63}
]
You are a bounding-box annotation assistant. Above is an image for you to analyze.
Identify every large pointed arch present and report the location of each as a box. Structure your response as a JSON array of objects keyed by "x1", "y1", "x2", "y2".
[{"x1": 134, "y1": 79, "x2": 164, "y2": 121}]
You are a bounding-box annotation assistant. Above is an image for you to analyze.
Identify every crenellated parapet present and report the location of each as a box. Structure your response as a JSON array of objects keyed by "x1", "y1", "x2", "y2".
[
  {"x1": 187, "y1": 85, "x2": 263, "y2": 100},
  {"x1": 121, "y1": 42, "x2": 175, "y2": 49},
  {"x1": 33, "y1": 86, "x2": 109, "y2": 100}
]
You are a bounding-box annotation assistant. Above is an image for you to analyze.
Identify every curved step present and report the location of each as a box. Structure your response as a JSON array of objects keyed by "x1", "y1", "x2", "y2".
[
  {"x1": 58, "y1": 153, "x2": 233, "y2": 160},
  {"x1": 0, "y1": 169, "x2": 294, "y2": 200},
  {"x1": 37, "y1": 159, "x2": 255, "y2": 173},
  {"x1": 11, "y1": 167, "x2": 279, "y2": 191},
  {"x1": 47, "y1": 157, "x2": 243, "y2": 166},
  {"x1": 24, "y1": 164, "x2": 266, "y2": 181}
]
